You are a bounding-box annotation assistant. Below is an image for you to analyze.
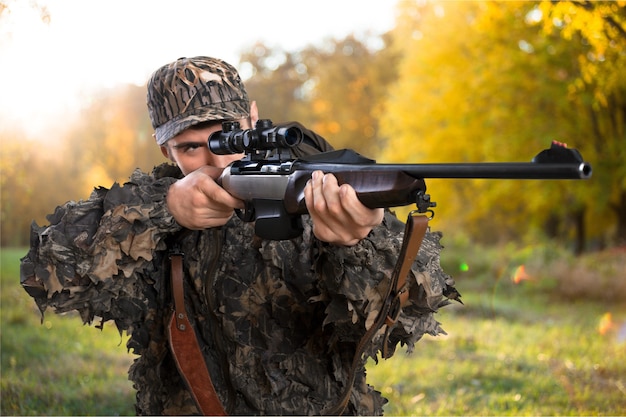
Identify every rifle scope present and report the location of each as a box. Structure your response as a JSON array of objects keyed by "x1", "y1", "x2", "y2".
[{"x1": 209, "y1": 119, "x2": 303, "y2": 155}]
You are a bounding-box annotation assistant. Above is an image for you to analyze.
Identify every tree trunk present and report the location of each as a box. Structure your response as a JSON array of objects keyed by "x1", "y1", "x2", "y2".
[
  {"x1": 573, "y1": 207, "x2": 586, "y2": 255},
  {"x1": 611, "y1": 190, "x2": 626, "y2": 246}
]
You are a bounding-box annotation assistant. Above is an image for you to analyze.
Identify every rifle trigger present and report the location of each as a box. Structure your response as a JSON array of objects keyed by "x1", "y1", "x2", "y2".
[{"x1": 235, "y1": 202, "x2": 256, "y2": 222}]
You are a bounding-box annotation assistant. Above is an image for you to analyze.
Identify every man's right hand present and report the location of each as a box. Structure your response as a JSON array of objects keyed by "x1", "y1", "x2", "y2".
[{"x1": 166, "y1": 166, "x2": 244, "y2": 230}]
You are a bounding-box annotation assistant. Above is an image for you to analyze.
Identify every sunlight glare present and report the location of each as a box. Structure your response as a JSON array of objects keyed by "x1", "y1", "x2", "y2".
[{"x1": 0, "y1": 0, "x2": 396, "y2": 139}]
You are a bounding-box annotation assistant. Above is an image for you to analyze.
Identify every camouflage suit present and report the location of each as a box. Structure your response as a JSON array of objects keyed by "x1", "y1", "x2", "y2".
[{"x1": 20, "y1": 57, "x2": 458, "y2": 415}]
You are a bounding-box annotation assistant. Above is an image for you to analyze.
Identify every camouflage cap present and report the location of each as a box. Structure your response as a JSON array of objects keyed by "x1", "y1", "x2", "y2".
[{"x1": 147, "y1": 56, "x2": 250, "y2": 145}]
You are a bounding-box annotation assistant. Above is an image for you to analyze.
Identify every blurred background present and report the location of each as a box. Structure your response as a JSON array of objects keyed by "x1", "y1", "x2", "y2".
[
  {"x1": 1, "y1": 0, "x2": 625, "y2": 415},
  {"x1": 1, "y1": 0, "x2": 625, "y2": 251}
]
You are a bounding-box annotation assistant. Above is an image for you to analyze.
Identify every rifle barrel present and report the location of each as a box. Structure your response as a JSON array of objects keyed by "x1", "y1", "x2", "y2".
[
  {"x1": 300, "y1": 161, "x2": 592, "y2": 180},
  {"x1": 401, "y1": 162, "x2": 592, "y2": 180}
]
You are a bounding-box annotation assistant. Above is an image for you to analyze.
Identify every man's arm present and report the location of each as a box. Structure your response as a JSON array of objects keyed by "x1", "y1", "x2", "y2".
[{"x1": 20, "y1": 169, "x2": 181, "y2": 324}]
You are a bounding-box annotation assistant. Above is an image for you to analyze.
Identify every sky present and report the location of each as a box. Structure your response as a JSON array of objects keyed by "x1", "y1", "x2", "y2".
[{"x1": 0, "y1": 0, "x2": 398, "y2": 137}]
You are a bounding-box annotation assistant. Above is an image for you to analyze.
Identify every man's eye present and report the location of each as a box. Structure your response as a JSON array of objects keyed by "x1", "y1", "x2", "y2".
[{"x1": 182, "y1": 144, "x2": 202, "y2": 152}]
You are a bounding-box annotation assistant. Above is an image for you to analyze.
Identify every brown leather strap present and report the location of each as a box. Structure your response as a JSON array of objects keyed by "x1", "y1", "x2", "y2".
[
  {"x1": 168, "y1": 251, "x2": 227, "y2": 416},
  {"x1": 323, "y1": 213, "x2": 429, "y2": 416},
  {"x1": 382, "y1": 213, "x2": 429, "y2": 358}
]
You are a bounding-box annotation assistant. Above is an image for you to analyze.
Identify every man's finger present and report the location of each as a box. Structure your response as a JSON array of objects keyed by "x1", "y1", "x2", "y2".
[
  {"x1": 195, "y1": 169, "x2": 244, "y2": 210},
  {"x1": 196, "y1": 165, "x2": 225, "y2": 181}
]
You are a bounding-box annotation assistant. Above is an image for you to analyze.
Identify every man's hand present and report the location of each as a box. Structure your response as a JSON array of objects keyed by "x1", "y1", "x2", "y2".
[
  {"x1": 304, "y1": 170, "x2": 384, "y2": 246},
  {"x1": 166, "y1": 166, "x2": 244, "y2": 230}
]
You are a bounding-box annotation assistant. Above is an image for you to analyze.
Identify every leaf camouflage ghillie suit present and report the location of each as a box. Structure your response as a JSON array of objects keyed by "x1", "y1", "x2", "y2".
[{"x1": 20, "y1": 56, "x2": 460, "y2": 415}]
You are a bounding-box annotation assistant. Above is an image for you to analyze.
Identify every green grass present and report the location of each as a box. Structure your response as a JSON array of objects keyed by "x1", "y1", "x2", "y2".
[
  {"x1": 1, "y1": 248, "x2": 136, "y2": 416},
  {"x1": 2, "y1": 244, "x2": 625, "y2": 416},
  {"x1": 368, "y1": 297, "x2": 626, "y2": 415},
  {"x1": 368, "y1": 238, "x2": 626, "y2": 416}
]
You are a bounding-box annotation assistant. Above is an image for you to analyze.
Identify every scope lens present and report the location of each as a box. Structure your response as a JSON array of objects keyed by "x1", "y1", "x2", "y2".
[
  {"x1": 272, "y1": 125, "x2": 302, "y2": 148},
  {"x1": 283, "y1": 127, "x2": 302, "y2": 146}
]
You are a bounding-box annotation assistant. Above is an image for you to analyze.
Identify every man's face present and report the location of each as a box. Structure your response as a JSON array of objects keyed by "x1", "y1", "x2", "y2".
[{"x1": 161, "y1": 119, "x2": 251, "y2": 176}]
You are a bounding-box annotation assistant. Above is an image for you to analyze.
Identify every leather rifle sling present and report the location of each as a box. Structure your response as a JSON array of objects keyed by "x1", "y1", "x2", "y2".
[
  {"x1": 167, "y1": 251, "x2": 227, "y2": 416},
  {"x1": 323, "y1": 213, "x2": 429, "y2": 416},
  {"x1": 381, "y1": 213, "x2": 429, "y2": 359}
]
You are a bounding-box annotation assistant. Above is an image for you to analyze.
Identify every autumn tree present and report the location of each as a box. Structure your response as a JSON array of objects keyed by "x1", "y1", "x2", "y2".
[
  {"x1": 239, "y1": 44, "x2": 312, "y2": 124},
  {"x1": 63, "y1": 84, "x2": 163, "y2": 196},
  {"x1": 240, "y1": 34, "x2": 400, "y2": 156},
  {"x1": 380, "y1": 0, "x2": 610, "y2": 251},
  {"x1": 538, "y1": 0, "x2": 626, "y2": 245},
  {"x1": 0, "y1": 125, "x2": 82, "y2": 246},
  {"x1": 1, "y1": 132, "x2": 40, "y2": 246},
  {"x1": 297, "y1": 34, "x2": 401, "y2": 156}
]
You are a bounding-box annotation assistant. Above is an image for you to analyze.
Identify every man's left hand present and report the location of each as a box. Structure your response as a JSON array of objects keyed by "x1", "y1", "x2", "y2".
[{"x1": 304, "y1": 170, "x2": 384, "y2": 246}]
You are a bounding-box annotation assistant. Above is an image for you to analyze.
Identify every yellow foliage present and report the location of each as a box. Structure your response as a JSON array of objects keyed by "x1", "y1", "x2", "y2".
[
  {"x1": 381, "y1": 0, "x2": 622, "y2": 245},
  {"x1": 83, "y1": 165, "x2": 114, "y2": 195}
]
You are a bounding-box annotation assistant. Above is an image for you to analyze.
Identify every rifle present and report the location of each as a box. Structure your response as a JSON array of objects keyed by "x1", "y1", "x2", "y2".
[{"x1": 208, "y1": 119, "x2": 592, "y2": 240}]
